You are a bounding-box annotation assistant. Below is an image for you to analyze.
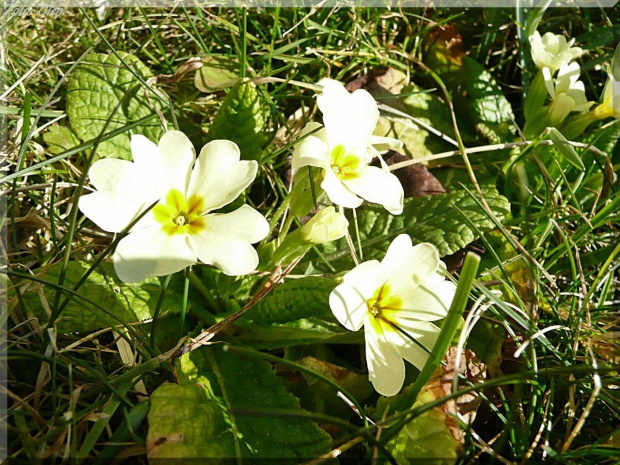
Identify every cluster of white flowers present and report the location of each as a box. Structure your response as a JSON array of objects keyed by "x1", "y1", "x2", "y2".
[
  {"x1": 529, "y1": 31, "x2": 619, "y2": 130},
  {"x1": 529, "y1": 31, "x2": 590, "y2": 125},
  {"x1": 594, "y1": 43, "x2": 620, "y2": 121},
  {"x1": 79, "y1": 79, "x2": 457, "y2": 397}
]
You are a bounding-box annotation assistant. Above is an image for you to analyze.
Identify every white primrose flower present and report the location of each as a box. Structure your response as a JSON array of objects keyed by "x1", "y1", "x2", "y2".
[
  {"x1": 329, "y1": 234, "x2": 456, "y2": 396},
  {"x1": 545, "y1": 62, "x2": 592, "y2": 125},
  {"x1": 591, "y1": 44, "x2": 620, "y2": 121},
  {"x1": 600, "y1": 69, "x2": 620, "y2": 119},
  {"x1": 292, "y1": 79, "x2": 405, "y2": 215},
  {"x1": 529, "y1": 31, "x2": 582, "y2": 76},
  {"x1": 78, "y1": 131, "x2": 269, "y2": 283}
]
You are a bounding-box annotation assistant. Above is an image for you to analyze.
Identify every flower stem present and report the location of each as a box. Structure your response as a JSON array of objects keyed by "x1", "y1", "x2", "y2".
[
  {"x1": 150, "y1": 274, "x2": 173, "y2": 350},
  {"x1": 179, "y1": 267, "x2": 191, "y2": 340},
  {"x1": 188, "y1": 269, "x2": 222, "y2": 313},
  {"x1": 266, "y1": 194, "x2": 291, "y2": 241}
]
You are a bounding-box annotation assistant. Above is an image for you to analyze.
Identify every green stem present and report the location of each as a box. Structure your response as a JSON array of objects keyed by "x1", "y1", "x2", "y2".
[
  {"x1": 188, "y1": 270, "x2": 222, "y2": 313},
  {"x1": 179, "y1": 267, "x2": 191, "y2": 340},
  {"x1": 407, "y1": 252, "x2": 480, "y2": 401}
]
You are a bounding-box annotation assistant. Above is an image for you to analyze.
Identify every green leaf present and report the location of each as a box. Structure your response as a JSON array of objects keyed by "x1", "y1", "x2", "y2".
[
  {"x1": 19, "y1": 262, "x2": 181, "y2": 333},
  {"x1": 242, "y1": 277, "x2": 337, "y2": 325},
  {"x1": 463, "y1": 57, "x2": 516, "y2": 144},
  {"x1": 42, "y1": 123, "x2": 80, "y2": 154},
  {"x1": 297, "y1": 356, "x2": 374, "y2": 405},
  {"x1": 386, "y1": 396, "x2": 460, "y2": 465},
  {"x1": 305, "y1": 183, "x2": 510, "y2": 273},
  {"x1": 548, "y1": 127, "x2": 585, "y2": 170},
  {"x1": 66, "y1": 51, "x2": 164, "y2": 160},
  {"x1": 194, "y1": 56, "x2": 239, "y2": 93},
  {"x1": 207, "y1": 81, "x2": 265, "y2": 161},
  {"x1": 381, "y1": 348, "x2": 486, "y2": 464},
  {"x1": 154, "y1": 345, "x2": 332, "y2": 460},
  {"x1": 237, "y1": 317, "x2": 356, "y2": 350},
  {"x1": 147, "y1": 383, "x2": 236, "y2": 461}
]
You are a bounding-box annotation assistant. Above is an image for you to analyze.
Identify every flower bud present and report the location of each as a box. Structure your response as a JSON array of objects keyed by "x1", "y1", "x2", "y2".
[{"x1": 300, "y1": 207, "x2": 348, "y2": 245}]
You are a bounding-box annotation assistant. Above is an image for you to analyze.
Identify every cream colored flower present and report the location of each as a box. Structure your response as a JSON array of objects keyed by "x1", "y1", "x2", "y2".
[
  {"x1": 300, "y1": 207, "x2": 349, "y2": 245},
  {"x1": 529, "y1": 31, "x2": 582, "y2": 75},
  {"x1": 329, "y1": 234, "x2": 456, "y2": 396},
  {"x1": 79, "y1": 131, "x2": 269, "y2": 282},
  {"x1": 593, "y1": 54, "x2": 620, "y2": 121},
  {"x1": 545, "y1": 63, "x2": 592, "y2": 125},
  {"x1": 293, "y1": 79, "x2": 404, "y2": 215}
]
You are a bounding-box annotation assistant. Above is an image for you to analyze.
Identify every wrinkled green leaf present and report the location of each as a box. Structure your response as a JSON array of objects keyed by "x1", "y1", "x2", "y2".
[
  {"x1": 463, "y1": 57, "x2": 516, "y2": 144},
  {"x1": 194, "y1": 56, "x2": 239, "y2": 92},
  {"x1": 381, "y1": 348, "x2": 485, "y2": 464},
  {"x1": 305, "y1": 183, "x2": 510, "y2": 272},
  {"x1": 66, "y1": 51, "x2": 164, "y2": 159},
  {"x1": 386, "y1": 396, "x2": 460, "y2": 465},
  {"x1": 297, "y1": 356, "x2": 374, "y2": 405},
  {"x1": 237, "y1": 317, "x2": 356, "y2": 350},
  {"x1": 147, "y1": 383, "x2": 235, "y2": 462},
  {"x1": 158, "y1": 345, "x2": 332, "y2": 460},
  {"x1": 43, "y1": 123, "x2": 80, "y2": 154},
  {"x1": 242, "y1": 277, "x2": 337, "y2": 325},
  {"x1": 20, "y1": 262, "x2": 181, "y2": 332},
  {"x1": 207, "y1": 81, "x2": 265, "y2": 161}
]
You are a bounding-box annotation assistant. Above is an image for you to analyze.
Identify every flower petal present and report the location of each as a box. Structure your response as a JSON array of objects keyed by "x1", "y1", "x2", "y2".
[
  {"x1": 78, "y1": 191, "x2": 146, "y2": 233},
  {"x1": 390, "y1": 270, "x2": 455, "y2": 321},
  {"x1": 88, "y1": 158, "x2": 134, "y2": 193},
  {"x1": 381, "y1": 240, "x2": 440, "y2": 290},
  {"x1": 130, "y1": 134, "x2": 158, "y2": 167},
  {"x1": 113, "y1": 227, "x2": 197, "y2": 282},
  {"x1": 369, "y1": 135, "x2": 404, "y2": 154},
  {"x1": 158, "y1": 130, "x2": 195, "y2": 194},
  {"x1": 292, "y1": 123, "x2": 330, "y2": 172},
  {"x1": 317, "y1": 79, "x2": 379, "y2": 151},
  {"x1": 187, "y1": 140, "x2": 258, "y2": 212},
  {"x1": 365, "y1": 315, "x2": 405, "y2": 397},
  {"x1": 383, "y1": 318, "x2": 441, "y2": 370},
  {"x1": 190, "y1": 205, "x2": 269, "y2": 276},
  {"x1": 321, "y1": 169, "x2": 363, "y2": 209},
  {"x1": 130, "y1": 134, "x2": 167, "y2": 197},
  {"x1": 342, "y1": 259, "x2": 383, "y2": 296},
  {"x1": 329, "y1": 282, "x2": 368, "y2": 332},
  {"x1": 343, "y1": 165, "x2": 404, "y2": 214}
]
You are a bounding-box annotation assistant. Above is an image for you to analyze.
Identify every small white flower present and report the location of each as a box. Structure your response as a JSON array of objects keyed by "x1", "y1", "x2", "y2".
[
  {"x1": 600, "y1": 71, "x2": 620, "y2": 119},
  {"x1": 593, "y1": 61, "x2": 620, "y2": 121},
  {"x1": 329, "y1": 234, "x2": 456, "y2": 396},
  {"x1": 300, "y1": 207, "x2": 349, "y2": 245},
  {"x1": 545, "y1": 62, "x2": 592, "y2": 125},
  {"x1": 529, "y1": 31, "x2": 582, "y2": 76},
  {"x1": 79, "y1": 131, "x2": 269, "y2": 282},
  {"x1": 292, "y1": 79, "x2": 404, "y2": 215}
]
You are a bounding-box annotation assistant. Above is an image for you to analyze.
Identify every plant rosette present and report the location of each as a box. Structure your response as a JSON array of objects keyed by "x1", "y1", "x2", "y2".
[
  {"x1": 79, "y1": 131, "x2": 269, "y2": 282},
  {"x1": 329, "y1": 234, "x2": 456, "y2": 396}
]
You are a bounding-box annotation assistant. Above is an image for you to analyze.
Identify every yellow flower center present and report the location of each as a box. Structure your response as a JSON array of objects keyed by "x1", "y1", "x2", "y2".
[
  {"x1": 330, "y1": 144, "x2": 361, "y2": 181},
  {"x1": 153, "y1": 189, "x2": 206, "y2": 236},
  {"x1": 367, "y1": 284, "x2": 403, "y2": 320}
]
